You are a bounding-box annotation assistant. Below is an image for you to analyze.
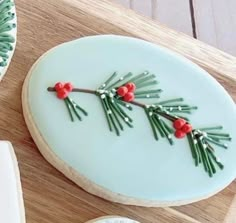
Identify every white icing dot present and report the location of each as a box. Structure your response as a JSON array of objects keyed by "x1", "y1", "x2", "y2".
[
  {"x1": 151, "y1": 104, "x2": 156, "y2": 108},
  {"x1": 194, "y1": 139, "x2": 197, "y2": 144},
  {"x1": 169, "y1": 107, "x2": 173, "y2": 111},
  {"x1": 168, "y1": 135, "x2": 172, "y2": 139},
  {"x1": 178, "y1": 106, "x2": 182, "y2": 111},
  {"x1": 125, "y1": 104, "x2": 130, "y2": 108},
  {"x1": 144, "y1": 71, "x2": 148, "y2": 75},
  {"x1": 149, "y1": 112, "x2": 153, "y2": 116},
  {"x1": 101, "y1": 94, "x2": 106, "y2": 99},
  {"x1": 146, "y1": 94, "x2": 150, "y2": 98},
  {"x1": 97, "y1": 89, "x2": 105, "y2": 94},
  {"x1": 109, "y1": 93, "x2": 114, "y2": 98},
  {"x1": 166, "y1": 111, "x2": 170, "y2": 114},
  {"x1": 158, "y1": 105, "x2": 163, "y2": 109},
  {"x1": 107, "y1": 110, "x2": 112, "y2": 115},
  {"x1": 102, "y1": 83, "x2": 106, "y2": 87},
  {"x1": 124, "y1": 117, "x2": 129, "y2": 122},
  {"x1": 105, "y1": 90, "x2": 109, "y2": 94},
  {"x1": 119, "y1": 77, "x2": 124, "y2": 81},
  {"x1": 112, "y1": 88, "x2": 116, "y2": 92},
  {"x1": 158, "y1": 117, "x2": 161, "y2": 120},
  {"x1": 216, "y1": 157, "x2": 221, "y2": 162},
  {"x1": 200, "y1": 136, "x2": 203, "y2": 140},
  {"x1": 111, "y1": 99, "x2": 114, "y2": 103},
  {"x1": 203, "y1": 144, "x2": 207, "y2": 149},
  {"x1": 224, "y1": 143, "x2": 228, "y2": 147},
  {"x1": 145, "y1": 105, "x2": 150, "y2": 108},
  {"x1": 203, "y1": 132, "x2": 207, "y2": 137}
]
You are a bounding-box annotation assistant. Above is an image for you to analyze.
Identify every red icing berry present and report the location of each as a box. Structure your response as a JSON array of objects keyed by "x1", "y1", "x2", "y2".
[
  {"x1": 174, "y1": 130, "x2": 186, "y2": 139},
  {"x1": 181, "y1": 123, "x2": 192, "y2": 134},
  {"x1": 117, "y1": 86, "x2": 128, "y2": 97},
  {"x1": 123, "y1": 92, "x2": 135, "y2": 102},
  {"x1": 125, "y1": 82, "x2": 136, "y2": 92},
  {"x1": 64, "y1": 82, "x2": 73, "y2": 92},
  {"x1": 173, "y1": 118, "x2": 186, "y2": 129},
  {"x1": 54, "y1": 82, "x2": 64, "y2": 91},
  {"x1": 57, "y1": 88, "x2": 69, "y2": 99}
]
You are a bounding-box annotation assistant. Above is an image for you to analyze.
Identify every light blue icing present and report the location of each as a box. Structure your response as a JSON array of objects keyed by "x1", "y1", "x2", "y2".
[{"x1": 28, "y1": 35, "x2": 236, "y2": 202}]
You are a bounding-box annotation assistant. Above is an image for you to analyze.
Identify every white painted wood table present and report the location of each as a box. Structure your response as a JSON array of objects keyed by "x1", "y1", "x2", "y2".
[{"x1": 112, "y1": 0, "x2": 236, "y2": 56}]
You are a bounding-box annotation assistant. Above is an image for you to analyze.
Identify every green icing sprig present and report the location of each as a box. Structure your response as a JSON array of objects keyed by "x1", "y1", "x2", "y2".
[
  {"x1": 64, "y1": 97, "x2": 88, "y2": 122},
  {"x1": 94, "y1": 71, "x2": 161, "y2": 135},
  {"x1": 187, "y1": 126, "x2": 230, "y2": 177}
]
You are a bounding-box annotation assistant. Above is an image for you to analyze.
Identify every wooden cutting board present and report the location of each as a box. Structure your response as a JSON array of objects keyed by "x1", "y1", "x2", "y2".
[{"x1": 1, "y1": 0, "x2": 236, "y2": 222}]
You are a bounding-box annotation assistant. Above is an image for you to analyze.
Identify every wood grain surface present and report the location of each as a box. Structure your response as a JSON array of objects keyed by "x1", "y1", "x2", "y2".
[
  {"x1": 1, "y1": 0, "x2": 236, "y2": 222},
  {"x1": 113, "y1": 0, "x2": 236, "y2": 56}
]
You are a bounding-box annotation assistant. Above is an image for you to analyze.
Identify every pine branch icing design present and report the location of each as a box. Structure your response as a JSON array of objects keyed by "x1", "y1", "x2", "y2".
[
  {"x1": 53, "y1": 82, "x2": 88, "y2": 121},
  {"x1": 0, "y1": 0, "x2": 16, "y2": 70},
  {"x1": 47, "y1": 71, "x2": 231, "y2": 177}
]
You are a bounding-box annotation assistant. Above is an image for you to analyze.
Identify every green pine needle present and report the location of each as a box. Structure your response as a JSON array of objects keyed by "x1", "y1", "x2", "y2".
[{"x1": 186, "y1": 128, "x2": 229, "y2": 176}]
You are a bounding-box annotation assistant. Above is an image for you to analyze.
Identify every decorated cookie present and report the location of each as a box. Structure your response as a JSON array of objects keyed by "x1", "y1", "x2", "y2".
[
  {"x1": 0, "y1": 0, "x2": 17, "y2": 81},
  {"x1": 85, "y1": 216, "x2": 139, "y2": 223},
  {"x1": 22, "y1": 35, "x2": 236, "y2": 207},
  {"x1": 0, "y1": 141, "x2": 25, "y2": 223}
]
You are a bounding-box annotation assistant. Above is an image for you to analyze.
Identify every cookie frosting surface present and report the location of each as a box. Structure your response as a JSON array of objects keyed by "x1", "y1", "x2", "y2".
[{"x1": 25, "y1": 35, "x2": 236, "y2": 205}]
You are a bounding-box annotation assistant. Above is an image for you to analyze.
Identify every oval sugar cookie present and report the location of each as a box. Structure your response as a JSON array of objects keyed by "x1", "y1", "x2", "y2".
[
  {"x1": 0, "y1": 0, "x2": 17, "y2": 81},
  {"x1": 22, "y1": 35, "x2": 236, "y2": 207},
  {"x1": 85, "y1": 216, "x2": 139, "y2": 223}
]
